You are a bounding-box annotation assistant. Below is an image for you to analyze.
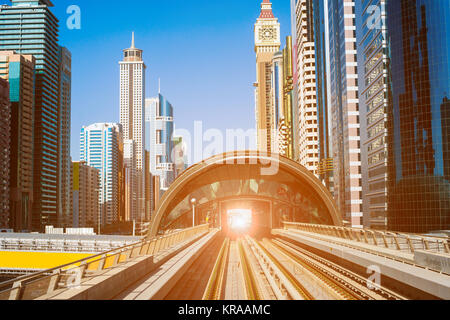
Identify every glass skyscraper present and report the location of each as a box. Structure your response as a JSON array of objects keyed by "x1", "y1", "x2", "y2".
[
  {"x1": 146, "y1": 94, "x2": 175, "y2": 199},
  {"x1": 386, "y1": 0, "x2": 450, "y2": 233},
  {"x1": 0, "y1": 0, "x2": 61, "y2": 231},
  {"x1": 313, "y1": 0, "x2": 334, "y2": 193},
  {"x1": 327, "y1": 0, "x2": 363, "y2": 228},
  {"x1": 80, "y1": 123, "x2": 122, "y2": 227},
  {"x1": 356, "y1": 0, "x2": 389, "y2": 230}
]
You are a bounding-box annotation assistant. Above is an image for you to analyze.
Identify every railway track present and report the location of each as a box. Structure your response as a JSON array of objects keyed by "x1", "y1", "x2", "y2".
[
  {"x1": 270, "y1": 238, "x2": 407, "y2": 300},
  {"x1": 162, "y1": 234, "x2": 407, "y2": 301},
  {"x1": 203, "y1": 238, "x2": 230, "y2": 300}
]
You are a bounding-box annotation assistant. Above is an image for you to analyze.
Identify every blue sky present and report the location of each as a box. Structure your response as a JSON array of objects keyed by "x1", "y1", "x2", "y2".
[{"x1": 2, "y1": 0, "x2": 292, "y2": 161}]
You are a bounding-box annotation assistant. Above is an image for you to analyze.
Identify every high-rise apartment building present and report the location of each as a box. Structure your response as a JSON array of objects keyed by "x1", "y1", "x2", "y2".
[
  {"x1": 72, "y1": 162, "x2": 99, "y2": 228},
  {"x1": 146, "y1": 95, "x2": 175, "y2": 199},
  {"x1": 80, "y1": 123, "x2": 122, "y2": 226},
  {"x1": 328, "y1": 0, "x2": 362, "y2": 228},
  {"x1": 386, "y1": 0, "x2": 450, "y2": 233},
  {"x1": 119, "y1": 33, "x2": 146, "y2": 223},
  {"x1": 254, "y1": 0, "x2": 281, "y2": 153},
  {"x1": 0, "y1": 0, "x2": 61, "y2": 231},
  {"x1": 0, "y1": 51, "x2": 35, "y2": 232},
  {"x1": 356, "y1": 0, "x2": 388, "y2": 230},
  {"x1": 293, "y1": 0, "x2": 320, "y2": 175},
  {"x1": 57, "y1": 47, "x2": 72, "y2": 228},
  {"x1": 0, "y1": 78, "x2": 10, "y2": 229}
]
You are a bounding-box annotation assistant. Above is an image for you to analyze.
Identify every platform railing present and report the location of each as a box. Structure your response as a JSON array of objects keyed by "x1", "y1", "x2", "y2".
[
  {"x1": 282, "y1": 222, "x2": 450, "y2": 255},
  {"x1": 0, "y1": 224, "x2": 209, "y2": 301}
]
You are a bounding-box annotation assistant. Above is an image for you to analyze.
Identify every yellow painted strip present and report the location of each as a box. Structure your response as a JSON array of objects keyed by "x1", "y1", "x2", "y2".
[{"x1": 0, "y1": 251, "x2": 95, "y2": 270}]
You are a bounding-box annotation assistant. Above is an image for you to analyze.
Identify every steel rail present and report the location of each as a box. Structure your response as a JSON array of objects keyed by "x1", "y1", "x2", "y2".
[
  {"x1": 202, "y1": 238, "x2": 229, "y2": 300},
  {"x1": 238, "y1": 239, "x2": 262, "y2": 300}
]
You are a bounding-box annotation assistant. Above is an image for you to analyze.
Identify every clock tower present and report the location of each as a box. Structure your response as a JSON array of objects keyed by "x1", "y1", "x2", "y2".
[{"x1": 254, "y1": 0, "x2": 280, "y2": 153}]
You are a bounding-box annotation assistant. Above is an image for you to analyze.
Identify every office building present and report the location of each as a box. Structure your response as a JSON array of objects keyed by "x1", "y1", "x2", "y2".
[
  {"x1": 80, "y1": 123, "x2": 122, "y2": 226},
  {"x1": 72, "y1": 162, "x2": 99, "y2": 228},
  {"x1": 0, "y1": 51, "x2": 35, "y2": 232},
  {"x1": 119, "y1": 33, "x2": 146, "y2": 223},
  {"x1": 386, "y1": 0, "x2": 450, "y2": 233},
  {"x1": 0, "y1": 0, "x2": 61, "y2": 231},
  {"x1": 146, "y1": 95, "x2": 175, "y2": 199},
  {"x1": 271, "y1": 37, "x2": 295, "y2": 160},
  {"x1": 355, "y1": 0, "x2": 388, "y2": 229},
  {"x1": 254, "y1": 0, "x2": 281, "y2": 153},
  {"x1": 313, "y1": 0, "x2": 334, "y2": 193},
  {"x1": 327, "y1": 0, "x2": 363, "y2": 228},
  {"x1": 57, "y1": 47, "x2": 72, "y2": 228},
  {"x1": 0, "y1": 78, "x2": 10, "y2": 229}
]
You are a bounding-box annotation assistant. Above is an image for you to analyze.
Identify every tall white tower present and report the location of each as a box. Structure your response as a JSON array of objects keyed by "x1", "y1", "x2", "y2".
[
  {"x1": 119, "y1": 32, "x2": 146, "y2": 222},
  {"x1": 254, "y1": 0, "x2": 281, "y2": 153}
]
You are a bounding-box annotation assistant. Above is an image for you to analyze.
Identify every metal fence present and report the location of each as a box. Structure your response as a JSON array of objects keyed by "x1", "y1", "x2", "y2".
[
  {"x1": 0, "y1": 224, "x2": 209, "y2": 300},
  {"x1": 282, "y1": 222, "x2": 450, "y2": 255}
]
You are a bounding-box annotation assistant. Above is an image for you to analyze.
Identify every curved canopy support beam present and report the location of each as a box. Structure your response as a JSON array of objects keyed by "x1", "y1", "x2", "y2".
[{"x1": 149, "y1": 151, "x2": 342, "y2": 237}]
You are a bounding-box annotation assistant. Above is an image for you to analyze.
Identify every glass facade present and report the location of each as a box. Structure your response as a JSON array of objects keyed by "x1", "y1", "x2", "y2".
[
  {"x1": 386, "y1": 0, "x2": 450, "y2": 233},
  {"x1": 146, "y1": 94, "x2": 175, "y2": 200},
  {"x1": 313, "y1": 0, "x2": 334, "y2": 192},
  {"x1": 327, "y1": 0, "x2": 363, "y2": 227},
  {"x1": 80, "y1": 123, "x2": 121, "y2": 226},
  {"x1": 356, "y1": 0, "x2": 389, "y2": 230}
]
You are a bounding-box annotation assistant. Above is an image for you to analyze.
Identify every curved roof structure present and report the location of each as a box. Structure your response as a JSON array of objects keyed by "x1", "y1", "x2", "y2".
[{"x1": 149, "y1": 151, "x2": 342, "y2": 236}]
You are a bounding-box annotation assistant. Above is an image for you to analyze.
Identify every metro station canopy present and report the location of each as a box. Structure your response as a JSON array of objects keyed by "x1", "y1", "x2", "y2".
[{"x1": 149, "y1": 151, "x2": 342, "y2": 236}]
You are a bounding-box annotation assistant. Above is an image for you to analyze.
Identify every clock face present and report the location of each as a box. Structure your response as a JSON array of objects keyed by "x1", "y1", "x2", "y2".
[{"x1": 259, "y1": 27, "x2": 276, "y2": 41}]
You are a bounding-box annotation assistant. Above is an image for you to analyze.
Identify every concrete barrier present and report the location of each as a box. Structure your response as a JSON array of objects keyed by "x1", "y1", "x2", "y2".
[
  {"x1": 40, "y1": 230, "x2": 212, "y2": 300},
  {"x1": 415, "y1": 251, "x2": 450, "y2": 275}
]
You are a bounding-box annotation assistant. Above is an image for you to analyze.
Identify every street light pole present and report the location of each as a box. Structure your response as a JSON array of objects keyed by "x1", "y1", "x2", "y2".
[{"x1": 191, "y1": 198, "x2": 197, "y2": 228}]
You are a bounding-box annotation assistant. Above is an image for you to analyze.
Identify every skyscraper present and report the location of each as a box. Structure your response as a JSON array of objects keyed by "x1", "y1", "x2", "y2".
[
  {"x1": 293, "y1": 0, "x2": 320, "y2": 175},
  {"x1": 57, "y1": 47, "x2": 72, "y2": 228},
  {"x1": 0, "y1": 78, "x2": 10, "y2": 229},
  {"x1": 313, "y1": 0, "x2": 334, "y2": 192},
  {"x1": 80, "y1": 123, "x2": 122, "y2": 227},
  {"x1": 146, "y1": 95, "x2": 175, "y2": 200},
  {"x1": 254, "y1": 0, "x2": 281, "y2": 153},
  {"x1": 119, "y1": 33, "x2": 146, "y2": 223},
  {"x1": 271, "y1": 37, "x2": 295, "y2": 160},
  {"x1": 386, "y1": 0, "x2": 450, "y2": 233},
  {"x1": 0, "y1": 51, "x2": 35, "y2": 232},
  {"x1": 356, "y1": 0, "x2": 388, "y2": 230},
  {"x1": 0, "y1": 0, "x2": 61, "y2": 231},
  {"x1": 328, "y1": 0, "x2": 363, "y2": 228}
]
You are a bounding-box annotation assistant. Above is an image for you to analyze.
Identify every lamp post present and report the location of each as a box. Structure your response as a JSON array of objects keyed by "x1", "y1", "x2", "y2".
[{"x1": 191, "y1": 198, "x2": 197, "y2": 228}]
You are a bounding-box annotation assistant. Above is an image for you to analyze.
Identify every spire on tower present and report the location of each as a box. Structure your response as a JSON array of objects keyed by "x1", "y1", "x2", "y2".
[
  {"x1": 131, "y1": 31, "x2": 135, "y2": 49},
  {"x1": 259, "y1": 0, "x2": 275, "y2": 19}
]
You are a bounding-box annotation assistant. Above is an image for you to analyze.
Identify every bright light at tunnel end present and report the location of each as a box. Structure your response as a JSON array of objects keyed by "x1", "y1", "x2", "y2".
[{"x1": 227, "y1": 209, "x2": 253, "y2": 233}]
